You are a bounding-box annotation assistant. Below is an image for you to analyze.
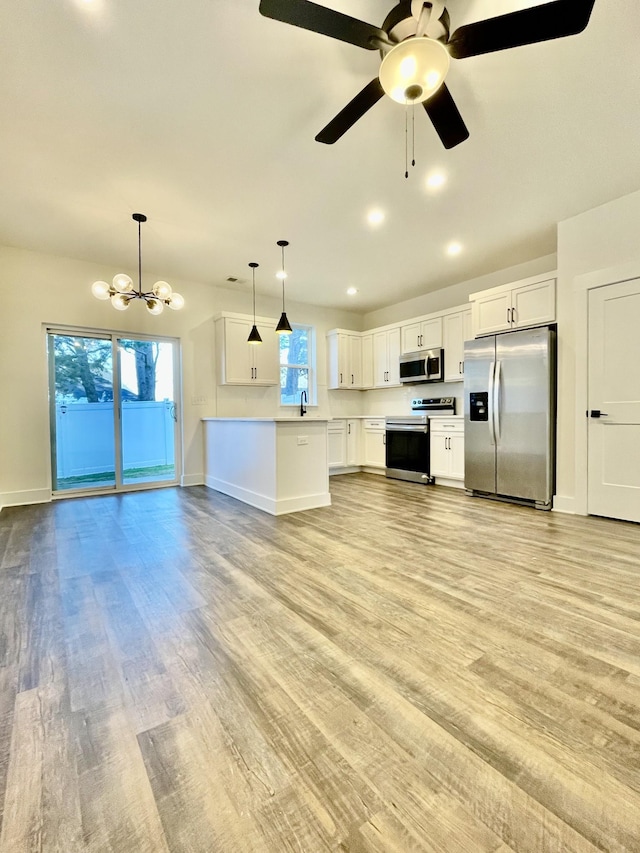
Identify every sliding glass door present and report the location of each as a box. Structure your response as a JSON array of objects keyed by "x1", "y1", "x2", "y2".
[
  {"x1": 48, "y1": 329, "x2": 180, "y2": 495},
  {"x1": 118, "y1": 337, "x2": 177, "y2": 486}
]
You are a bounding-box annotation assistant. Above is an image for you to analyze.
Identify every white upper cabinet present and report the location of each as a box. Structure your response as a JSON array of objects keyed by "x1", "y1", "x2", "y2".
[
  {"x1": 327, "y1": 330, "x2": 363, "y2": 389},
  {"x1": 443, "y1": 308, "x2": 472, "y2": 382},
  {"x1": 373, "y1": 327, "x2": 401, "y2": 387},
  {"x1": 216, "y1": 314, "x2": 279, "y2": 385},
  {"x1": 361, "y1": 334, "x2": 373, "y2": 390},
  {"x1": 471, "y1": 275, "x2": 556, "y2": 337},
  {"x1": 401, "y1": 316, "x2": 442, "y2": 354}
]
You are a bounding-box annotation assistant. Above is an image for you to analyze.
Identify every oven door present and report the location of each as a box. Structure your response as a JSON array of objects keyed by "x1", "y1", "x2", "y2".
[{"x1": 385, "y1": 425, "x2": 431, "y2": 484}]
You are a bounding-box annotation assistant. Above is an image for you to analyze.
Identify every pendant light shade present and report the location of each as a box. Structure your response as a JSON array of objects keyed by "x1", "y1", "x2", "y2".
[
  {"x1": 275, "y1": 240, "x2": 292, "y2": 334},
  {"x1": 247, "y1": 262, "x2": 262, "y2": 344},
  {"x1": 91, "y1": 213, "x2": 184, "y2": 313}
]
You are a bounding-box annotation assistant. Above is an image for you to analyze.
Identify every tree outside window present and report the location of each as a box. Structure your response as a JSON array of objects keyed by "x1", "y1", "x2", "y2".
[{"x1": 279, "y1": 325, "x2": 314, "y2": 405}]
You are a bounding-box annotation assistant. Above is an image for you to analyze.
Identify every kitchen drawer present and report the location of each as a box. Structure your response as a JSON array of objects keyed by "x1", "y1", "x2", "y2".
[
  {"x1": 363, "y1": 419, "x2": 385, "y2": 430},
  {"x1": 429, "y1": 419, "x2": 464, "y2": 434}
]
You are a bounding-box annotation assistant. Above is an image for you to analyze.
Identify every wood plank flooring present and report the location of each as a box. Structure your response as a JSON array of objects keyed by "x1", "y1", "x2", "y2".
[{"x1": 1, "y1": 474, "x2": 640, "y2": 852}]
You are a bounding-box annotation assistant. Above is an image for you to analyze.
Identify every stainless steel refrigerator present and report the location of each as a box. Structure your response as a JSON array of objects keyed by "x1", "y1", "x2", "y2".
[{"x1": 464, "y1": 326, "x2": 556, "y2": 508}]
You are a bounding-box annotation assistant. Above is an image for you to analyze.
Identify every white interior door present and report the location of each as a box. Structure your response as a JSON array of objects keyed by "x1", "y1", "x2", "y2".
[{"x1": 588, "y1": 279, "x2": 640, "y2": 523}]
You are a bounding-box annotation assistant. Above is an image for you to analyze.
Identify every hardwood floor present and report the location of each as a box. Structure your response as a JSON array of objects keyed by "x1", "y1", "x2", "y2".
[{"x1": 1, "y1": 474, "x2": 640, "y2": 852}]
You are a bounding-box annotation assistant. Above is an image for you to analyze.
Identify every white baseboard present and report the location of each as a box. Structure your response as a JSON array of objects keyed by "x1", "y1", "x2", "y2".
[
  {"x1": 329, "y1": 466, "x2": 361, "y2": 476},
  {"x1": 0, "y1": 488, "x2": 51, "y2": 512},
  {"x1": 205, "y1": 476, "x2": 331, "y2": 516},
  {"x1": 433, "y1": 477, "x2": 465, "y2": 490},
  {"x1": 360, "y1": 466, "x2": 386, "y2": 476},
  {"x1": 181, "y1": 473, "x2": 204, "y2": 487},
  {"x1": 552, "y1": 495, "x2": 579, "y2": 514}
]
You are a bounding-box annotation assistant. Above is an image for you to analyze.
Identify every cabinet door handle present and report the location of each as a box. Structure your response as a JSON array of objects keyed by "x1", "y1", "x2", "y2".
[
  {"x1": 459, "y1": 361, "x2": 462, "y2": 375},
  {"x1": 511, "y1": 306, "x2": 516, "y2": 324},
  {"x1": 340, "y1": 372, "x2": 343, "y2": 383},
  {"x1": 383, "y1": 434, "x2": 386, "y2": 445},
  {"x1": 348, "y1": 423, "x2": 351, "y2": 434},
  {"x1": 351, "y1": 374, "x2": 354, "y2": 384},
  {"x1": 507, "y1": 307, "x2": 511, "y2": 324}
]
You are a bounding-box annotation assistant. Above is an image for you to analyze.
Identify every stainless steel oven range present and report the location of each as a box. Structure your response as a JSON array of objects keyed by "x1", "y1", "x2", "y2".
[{"x1": 385, "y1": 397, "x2": 455, "y2": 485}]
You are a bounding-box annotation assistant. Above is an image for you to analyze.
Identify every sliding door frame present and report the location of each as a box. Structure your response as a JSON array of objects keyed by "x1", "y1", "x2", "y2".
[{"x1": 47, "y1": 323, "x2": 182, "y2": 499}]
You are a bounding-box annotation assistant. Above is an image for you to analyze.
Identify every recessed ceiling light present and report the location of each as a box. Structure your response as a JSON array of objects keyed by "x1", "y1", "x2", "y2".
[
  {"x1": 367, "y1": 209, "x2": 385, "y2": 227},
  {"x1": 426, "y1": 171, "x2": 446, "y2": 190},
  {"x1": 346, "y1": 287, "x2": 358, "y2": 296},
  {"x1": 446, "y1": 241, "x2": 463, "y2": 257}
]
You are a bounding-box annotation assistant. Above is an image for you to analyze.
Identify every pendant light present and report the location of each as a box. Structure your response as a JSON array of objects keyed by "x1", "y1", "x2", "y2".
[
  {"x1": 275, "y1": 239, "x2": 292, "y2": 335},
  {"x1": 247, "y1": 262, "x2": 262, "y2": 344},
  {"x1": 91, "y1": 213, "x2": 184, "y2": 314}
]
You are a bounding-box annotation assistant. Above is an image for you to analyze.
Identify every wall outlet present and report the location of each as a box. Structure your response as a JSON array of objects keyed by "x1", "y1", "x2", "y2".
[
  {"x1": 297, "y1": 436, "x2": 309, "y2": 446},
  {"x1": 191, "y1": 395, "x2": 207, "y2": 405}
]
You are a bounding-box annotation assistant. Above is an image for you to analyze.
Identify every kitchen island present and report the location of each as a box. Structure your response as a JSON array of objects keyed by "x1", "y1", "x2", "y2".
[{"x1": 202, "y1": 417, "x2": 331, "y2": 515}]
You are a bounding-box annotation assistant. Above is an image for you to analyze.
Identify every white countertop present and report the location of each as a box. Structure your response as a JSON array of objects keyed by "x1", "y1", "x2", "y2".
[{"x1": 202, "y1": 417, "x2": 330, "y2": 422}]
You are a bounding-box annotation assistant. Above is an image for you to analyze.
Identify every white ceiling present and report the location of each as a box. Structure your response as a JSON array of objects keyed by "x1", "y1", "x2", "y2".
[{"x1": 1, "y1": 0, "x2": 639, "y2": 312}]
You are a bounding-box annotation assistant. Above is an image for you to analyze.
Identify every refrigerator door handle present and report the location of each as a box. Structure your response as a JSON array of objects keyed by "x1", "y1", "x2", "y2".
[
  {"x1": 488, "y1": 360, "x2": 496, "y2": 445},
  {"x1": 493, "y1": 360, "x2": 502, "y2": 443}
]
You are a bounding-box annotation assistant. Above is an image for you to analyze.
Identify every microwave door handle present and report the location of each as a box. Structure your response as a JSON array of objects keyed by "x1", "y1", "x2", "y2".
[
  {"x1": 493, "y1": 360, "x2": 502, "y2": 443},
  {"x1": 488, "y1": 361, "x2": 496, "y2": 445}
]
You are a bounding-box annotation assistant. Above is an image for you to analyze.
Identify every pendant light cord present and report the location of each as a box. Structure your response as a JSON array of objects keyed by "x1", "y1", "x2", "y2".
[
  {"x1": 281, "y1": 242, "x2": 286, "y2": 311},
  {"x1": 253, "y1": 268, "x2": 257, "y2": 320},
  {"x1": 137, "y1": 218, "x2": 142, "y2": 296}
]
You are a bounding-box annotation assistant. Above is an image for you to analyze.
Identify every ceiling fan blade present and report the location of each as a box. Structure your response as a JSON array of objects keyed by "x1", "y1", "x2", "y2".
[
  {"x1": 259, "y1": 0, "x2": 385, "y2": 50},
  {"x1": 422, "y1": 83, "x2": 469, "y2": 149},
  {"x1": 448, "y1": 0, "x2": 596, "y2": 59},
  {"x1": 315, "y1": 78, "x2": 385, "y2": 144}
]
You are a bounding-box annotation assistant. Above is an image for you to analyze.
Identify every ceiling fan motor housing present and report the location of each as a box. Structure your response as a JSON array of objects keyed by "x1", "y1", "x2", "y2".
[{"x1": 381, "y1": 1, "x2": 450, "y2": 48}]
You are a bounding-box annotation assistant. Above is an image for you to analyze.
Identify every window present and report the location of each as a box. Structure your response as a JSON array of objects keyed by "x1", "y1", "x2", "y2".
[{"x1": 279, "y1": 324, "x2": 314, "y2": 405}]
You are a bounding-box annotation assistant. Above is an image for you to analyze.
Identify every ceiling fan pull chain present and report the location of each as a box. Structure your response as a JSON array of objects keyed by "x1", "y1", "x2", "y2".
[
  {"x1": 405, "y1": 103, "x2": 409, "y2": 178},
  {"x1": 412, "y1": 103, "x2": 416, "y2": 169}
]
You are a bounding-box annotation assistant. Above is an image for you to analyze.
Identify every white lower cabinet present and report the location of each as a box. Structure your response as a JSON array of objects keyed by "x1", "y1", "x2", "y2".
[
  {"x1": 362, "y1": 419, "x2": 386, "y2": 468},
  {"x1": 346, "y1": 419, "x2": 360, "y2": 466},
  {"x1": 328, "y1": 419, "x2": 361, "y2": 470},
  {"x1": 429, "y1": 418, "x2": 464, "y2": 483},
  {"x1": 327, "y1": 420, "x2": 347, "y2": 469}
]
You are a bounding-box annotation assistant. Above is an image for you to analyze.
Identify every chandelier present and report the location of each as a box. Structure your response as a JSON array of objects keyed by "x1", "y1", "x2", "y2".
[{"x1": 91, "y1": 213, "x2": 184, "y2": 314}]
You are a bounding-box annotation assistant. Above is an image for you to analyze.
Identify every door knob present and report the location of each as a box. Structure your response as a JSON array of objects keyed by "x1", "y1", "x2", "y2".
[{"x1": 589, "y1": 410, "x2": 609, "y2": 418}]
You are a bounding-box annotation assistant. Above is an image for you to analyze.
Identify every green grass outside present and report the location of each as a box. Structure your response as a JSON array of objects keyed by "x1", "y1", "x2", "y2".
[{"x1": 56, "y1": 464, "x2": 175, "y2": 489}]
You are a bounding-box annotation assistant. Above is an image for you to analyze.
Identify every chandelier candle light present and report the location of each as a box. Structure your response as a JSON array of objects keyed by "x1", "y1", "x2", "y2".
[
  {"x1": 91, "y1": 213, "x2": 184, "y2": 314},
  {"x1": 247, "y1": 262, "x2": 262, "y2": 344},
  {"x1": 275, "y1": 239, "x2": 292, "y2": 335}
]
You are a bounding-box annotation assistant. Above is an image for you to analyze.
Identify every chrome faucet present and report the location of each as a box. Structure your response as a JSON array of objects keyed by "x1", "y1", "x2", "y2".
[{"x1": 300, "y1": 390, "x2": 307, "y2": 417}]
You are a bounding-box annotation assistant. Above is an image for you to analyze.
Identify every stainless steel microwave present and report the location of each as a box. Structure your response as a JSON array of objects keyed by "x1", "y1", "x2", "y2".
[{"x1": 399, "y1": 348, "x2": 445, "y2": 384}]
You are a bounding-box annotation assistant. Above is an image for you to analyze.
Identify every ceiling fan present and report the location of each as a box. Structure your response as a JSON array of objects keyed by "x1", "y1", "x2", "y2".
[{"x1": 259, "y1": 0, "x2": 597, "y2": 149}]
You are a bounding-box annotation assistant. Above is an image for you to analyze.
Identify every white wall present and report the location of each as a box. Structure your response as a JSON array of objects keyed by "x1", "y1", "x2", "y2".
[
  {"x1": 0, "y1": 245, "x2": 361, "y2": 510},
  {"x1": 554, "y1": 188, "x2": 640, "y2": 511}
]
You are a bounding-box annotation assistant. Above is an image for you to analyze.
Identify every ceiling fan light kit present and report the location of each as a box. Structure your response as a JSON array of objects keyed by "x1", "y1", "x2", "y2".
[
  {"x1": 259, "y1": 0, "x2": 597, "y2": 149},
  {"x1": 379, "y1": 36, "x2": 450, "y2": 104},
  {"x1": 91, "y1": 213, "x2": 184, "y2": 314}
]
